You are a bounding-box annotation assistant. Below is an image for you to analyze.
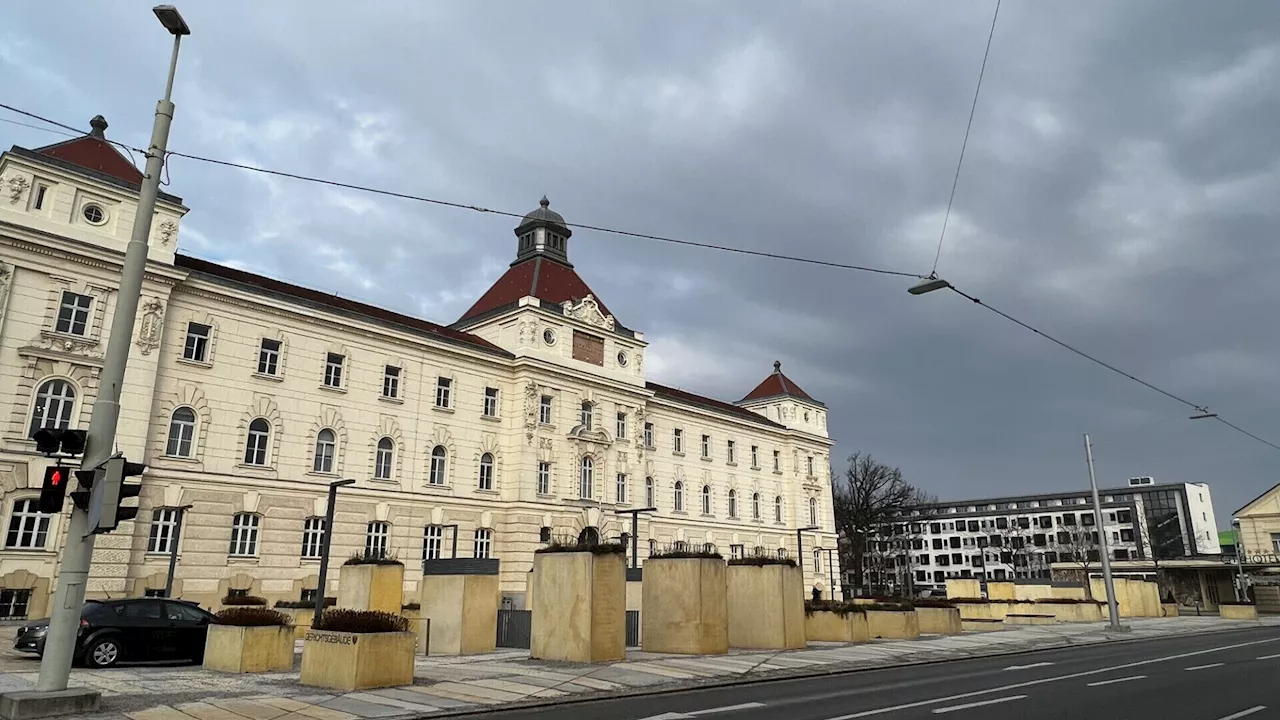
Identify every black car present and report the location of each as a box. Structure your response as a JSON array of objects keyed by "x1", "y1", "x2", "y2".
[{"x1": 14, "y1": 598, "x2": 215, "y2": 668}]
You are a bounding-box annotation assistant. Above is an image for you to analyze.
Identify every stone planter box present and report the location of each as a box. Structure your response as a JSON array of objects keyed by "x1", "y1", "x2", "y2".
[
  {"x1": 277, "y1": 608, "x2": 314, "y2": 640},
  {"x1": 641, "y1": 557, "x2": 728, "y2": 655},
  {"x1": 401, "y1": 610, "x2": 429, "y2": 654},
  {"x1": 1005, "y1": 613, "x2": 1055, "y2": 626},
  {"x1": 986, "y1": 581, "x2": 1016, "y2": 601},
  {"x1": 726, "y1": 563, "x2": 805, "y2": 650},
  {"x1": 300, "y1": 630, "x2": 415, "y2": 691},
  {"x1": 865, "y1": 610, "x2": 920, "y2": 640},
  {"x1": 954, "y1": 601, "x2": 1010, "y2": 621},
  {"x1": 1013, "y1": 584, "x2": 1053, "y2": 601},
  {"x1": 202, "y1": 624, "x2": 294, "y2": 673},
  {"x1": 1050, "y1": 585, "x2": 1087, "y2": 600},
  {"x1": 1219, "y1": 604, "x2": 1259, "y2": 621},
  {"x1": 914, "y1": 607, "x2": 962, "y2": 635},
  {"x1": 1160, "y1": 603, "x2": 1180, "y2": 618},
  {"x1": 337, "y1": 563, "x2": 404, "y2": 614},
  {"x1": 531, "y1": 551, "x2": 626, "y2": 663},
  {"x1": 421, "y1": 559, "x2": 500, "y2": 656},
  {"x1": 944, "y1": 579, "x2": 980, "y2": 599},
  {"x1": 805, "y1": 610, "x2": 869, "y2": 643},
  {"x1": 1029, "y1": 602, "x2": 1102, "y2": 623},
  {"x1": 961, "y1": 618, "x2": 1005, "y2": 632}
]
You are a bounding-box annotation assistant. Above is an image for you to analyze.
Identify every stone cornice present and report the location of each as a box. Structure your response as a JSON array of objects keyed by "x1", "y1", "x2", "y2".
[{"x1": 0, "y1": 221, "x2": 186, "y2": 286}]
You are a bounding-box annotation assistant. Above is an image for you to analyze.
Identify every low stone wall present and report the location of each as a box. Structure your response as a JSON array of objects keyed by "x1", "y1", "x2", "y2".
[
  {"x1": 954, "y1": 601, "x2": 1011, "y2": 621},
  {"x1": 961, "y1": 619, "x2": 1005, "y2": 632},
  {"x1": 1028, "y1": 601, "x2": 1102, "y2": 623},
  {"x1": 865, "y1": 610, "x2": 920, "y2": 640},
  {"x1": 986, "y1": 582, "x2": 1016, "y2": 601},
  {"x1": 1050, "y1": 585, "x2": 1087, "y2": 600},
  {"x1": 300, "y1": 630, "x2": 415, "y2": 691},
  {"x1": 804, "y1": 610, "x2": 869, "y2": 643},
  {"x1": 1005, "y1": 613, "x2": 1055, "y2": 626},
  {"x1": 1161, "y1": 603, "x2": 1180, "y2": 618},
  {"x1": 1013, "y1": 584, "x2": 1053, "y2": 602},
  {"x1": 915, "y1": 607, "x2": 962, "y2": 635},
  {"x1": 1219, "y1": 604, "x2": 1259, "y2": 621},
  {"x1": 945, "y1": 579, "x2": 981, "y2": 599}
]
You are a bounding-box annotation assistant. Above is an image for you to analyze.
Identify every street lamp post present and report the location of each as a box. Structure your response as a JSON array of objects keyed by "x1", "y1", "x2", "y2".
[
  {"x1": 614, "y1": 507, "x2": 658, "y2": 568},
  {"x1": 163, "y1": 504, "x2": 193, "y2": 598},
  {"x1": 1232, "y1": 519, "x2": 1247, "y2": 602},
  {"x1": 796, "y1": 525, "x2": 821, "y2": 573},
  {"x1": 312, "y1": 479, "x2": 355, "y2": 629},
  {"x1": 33, "y1": 5, "x2": 190, "y2": 697},
  {"x1": 1084, "y1": 434, "x2": 1122, "y2": 630}
]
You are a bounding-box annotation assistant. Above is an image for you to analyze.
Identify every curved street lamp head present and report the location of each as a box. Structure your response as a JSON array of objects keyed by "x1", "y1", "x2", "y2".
[
  {"x1": 153, "y1": 5, "x2": 191, "y2": 35},
  {"x1": 1189, "y1": 412, "x2": 1218, "y2": 420},
  {"x1": 908, "y1": 276, "x2": 952, "y2": 295}
]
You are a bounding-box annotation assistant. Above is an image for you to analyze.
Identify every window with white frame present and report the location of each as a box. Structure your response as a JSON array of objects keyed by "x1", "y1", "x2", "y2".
[
  {"x1": 257, "y1": 338, "x2": 281, "y2": 375},
  {"x1": 580, "y1": 401, "x2": 593, "y2": 429},
  {"x1": 435, "y1": 377, "x2": 452, "y2": 408},
  {"x1": 313, "y1": 429, "x2": 336, "y2": 473},
  {"x1": 478, "y1": 452, "x2": 495, "y2": 490},
  {"x1": 730, "y1": 544, "x2": 744, "y2": 560},
  {"x1": 616, "y1": 473, "x2": 627, "y2": 504},
  {"x1": 728, "y1": 489, "x2": 738, "y2": 518},
  {"x1": 806, "y1": 456, "x2": 815, "y2": 477},
  {"x1": 537, "y1": 461, "x2": 551, "y2": 494},
  {"x1": 374, "y1": 437, "x2": 394, "y2": 480},
  {"x1": 539, "y1": 395, "x2": 553, "y2": 424},
  {"x1": 673, "y1": 428, "x2": 684, "y2": 454},
  {"x1": 727, "y1": 440, "x2": 736, "y2": 464},
  {"x1": 182, "y1": 322, "x2": 211, "y2": 363},
  {"x1": 753, "y1": 492, "x2": 761, "y2": 520},
  {"x1": 645, "y1": 477, "x2": 655, "y2": 507},
  {"x1": 579, "y1": 456, "x2": 593, "y2": 499},
  {"x1": 473, "y1": 528, "x2": 493, "y2": 559},
  {"x1": 146, "y1": 508, "x2": 180, "y2": 554},
  {"x1": 365, "y1": 521, "x2": 390, "y2": 558},
  {"x1": 483, "y1": 387, "x2": 499, "y2": 417},
  {"x1": 616, "y1": 411, "x2": 627, "y2": 439},
  {"x1": 423, "y1": 525, "x2": 444, "y2": 561},
  {"x1": 29, "y1": 379, "x2": 76, "y2": 438},
  {"x1": 429, "y1": 445, "x2": 447, "y2": 485},
  {"x1": 701, "y1": 434, "x2": 711, "y2": 458},
  {"x1": 701, "y1": 485, "x2": 712, "y2": 515},
  {"x1": 775, "y1": 496, "x2": 783, "y2": 523},
  {"x1": 301, "y1": 517, "x2": 325, "y2": 559},
  {"x1": 751, "y1": 445, "x2": 759, "y2": 468},
  {"x1": 55, "y1": 291, "x2": 92, "y2": 336},
  {"x1": 810, "y1": 497, "x2": 818, "y2": 526},
  {"x1": 244, "y1": 418, "x2": 270, "y2": 465},
  {"x1": 5, "y1": 499, "x2": 50, "y2": 549},
  {"x1": 0, "y1": 589, "x2": 32, "y2": 620},
  {"x1": 383, "y1": 366, "x2": 401, "y2": 399},
  {"x1": 166, "y1": 407, "x2": 196, "y2": 457},
  {"x1": 229, "y1": 513, "x2": 260, "y2": 557},
  {"x1": 674, "y1": 481, "x2": 684, "y2": 512},
  {"x1": 814, "y1": 549, "x2": 822, "y2": 573},
  {"x1": 643, "y1": 422, "x2": 654, "y2": 448},
  {"x1": 323, "y1": 353, "x2": 344, "y2": 388}
]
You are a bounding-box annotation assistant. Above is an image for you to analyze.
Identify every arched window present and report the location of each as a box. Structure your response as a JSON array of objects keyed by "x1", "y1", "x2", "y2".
[
  {"x1": 728, "y1": 490, "x2": 737, "y2": 518},
  {"x1": 374, "y1": 437, "x2": 394, "y2": 480},
  {"x1": 752, "y1": 492, "x2": 761, "y2": 520},
  {"x1": 645, "y1": 477, "x2": 655, "y2": 507},
  {"x1": 579, "y1": 456, "x2": 593, "y2": 499},
  {"x1": 429, "y1": 445, "x2": 447, "y2": 485},
  {"x1": 478, "y1": 452, "x2": 495, "y2": 491},
  {"x1": 313, "y1": 429, "x2": 336, "y2": 473},
  {"x1": 244, "y1": 418, "x2": 270, "y2": 466},
  {"x1": 775, "y1": 496, "x2": 783, "y2": 523},
  {"x1": 166, "y1": 407, "x2": 196, "y2": 457},
  {"x1": 809, "y1": 497, "x2": 819, "y2": 527},
  {"x1": 701, "y1": 485, "x2": 712, "y2": 515},
  {"x1": 674, "y1": 481, "x2": 684, "y2": 512},
  {"x1": 29, "y1": 379, "x2": 76, "y2": 438},
  {"x1": 578, "y1": 527, "x2": 600, "y2": 546}
]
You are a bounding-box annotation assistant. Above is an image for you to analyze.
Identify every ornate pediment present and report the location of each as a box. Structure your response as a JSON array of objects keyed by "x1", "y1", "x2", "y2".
[
  {"x1": 562, "y1": 295, "x2": 615, "y2": 331},
  {"x1": 568, "y1": 423, "x2": 613, "y2": 446}
]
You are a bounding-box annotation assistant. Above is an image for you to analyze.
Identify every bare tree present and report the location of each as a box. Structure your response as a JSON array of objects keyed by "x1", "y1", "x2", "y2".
[
  {"x1": 831, "y1": 453, "x2": 936, "y2": 595},
  {"x1": 998, "y1": 518, "x2": 1047, "y2": 579},
  {"x1": 1056, "y1": 526, "x2": 1102, "y2": 598}
]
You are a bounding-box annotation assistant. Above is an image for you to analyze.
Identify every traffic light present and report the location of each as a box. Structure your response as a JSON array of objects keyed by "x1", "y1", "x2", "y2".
[
  {"x1": 71, "y1": 465, "x2": 103, "y2": 512},
  {"x1": 31, "y1": 429, "x2": 87, "y2": 457},
  {"x1": 38, "y1": 465, "x2": 70, "y2": 514},
  {"x1": 87, "y1": 456, "x2": 145, "y2": 534}
]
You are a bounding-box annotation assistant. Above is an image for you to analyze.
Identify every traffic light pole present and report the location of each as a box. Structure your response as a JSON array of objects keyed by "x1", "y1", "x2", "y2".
[{"x1": 35, "y1": 31, "x2": 182, "y2": 695}]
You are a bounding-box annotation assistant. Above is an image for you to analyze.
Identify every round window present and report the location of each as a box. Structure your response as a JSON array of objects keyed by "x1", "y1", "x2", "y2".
[
  {"x1": 82, "y1": 204, "x2": 106, "y2": 225},
  {"x1": 617, "y1": 352, "x2": 628, "y2": 367},
  {"x1": 542, "y1": 329, "x2": 556, "y2": 346}
]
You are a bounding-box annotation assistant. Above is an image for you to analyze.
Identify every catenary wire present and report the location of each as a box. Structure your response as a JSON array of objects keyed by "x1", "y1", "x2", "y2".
[{"x1": 931, "y1": 0, "x2": 1002, "y2": 277}]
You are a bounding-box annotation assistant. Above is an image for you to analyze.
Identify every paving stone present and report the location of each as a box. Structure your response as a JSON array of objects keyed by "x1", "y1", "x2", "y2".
[
  {"x1": 173, "y1": 702, "x2": 252, "y2": 720},
  {"x1": 344, "y1": 691, "x2": 439, "y2": 714},
  {"x1": 207, "y1": 698, "x2": 293, "y2": 720},
  {"x1": 315, "y1": 696, "x2": 406, "y2": 718},
  {"x1": 126, "y1": 707, "x2": 198, "y2": 720}
]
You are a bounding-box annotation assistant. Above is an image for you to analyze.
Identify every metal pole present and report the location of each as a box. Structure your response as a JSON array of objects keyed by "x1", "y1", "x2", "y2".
[
  {"x1": 313, "y1": 480, "x2": 352, "y2": 628},
  {"x1": 631, "y1": 511, "x2": 639, "y2": 568},
  {"x1": 36, "y1": 32, "x2": 183, "y2": 693},
  {"x1": 796, "y1": 529, "x2": 804, "y2": 573},
  {"x1": 1084, "y1": 434, "x2": 1121, "y2": 629},
  {"x1": 163, "y1": 505, "x2": 191, "y2": 598},
  {"x1": 1232, "y1": 521, "x2": 1247, "y2": 602},
  {"x1": 450, "y1": 524, "x2": 459, "y2": 559}
]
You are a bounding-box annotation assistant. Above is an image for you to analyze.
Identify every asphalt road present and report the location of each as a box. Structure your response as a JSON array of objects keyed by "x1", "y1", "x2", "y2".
[{"x1": 472, "y1": 626, "x2": 1280, "y2": 720}]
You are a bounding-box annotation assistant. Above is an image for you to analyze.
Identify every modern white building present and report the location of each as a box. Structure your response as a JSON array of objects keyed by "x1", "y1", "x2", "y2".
[
  {"x1": 858, "y1": 478, "x2": 1219, "y2": 594},
  {"x1": 0, "y1": 118, "x2": 838, "y2": 621}
]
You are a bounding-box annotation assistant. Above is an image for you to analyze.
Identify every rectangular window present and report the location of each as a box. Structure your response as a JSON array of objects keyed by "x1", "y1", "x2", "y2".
[
  {"x1": 727, "y1": 440, "x2": 736, "y2": 464},
  {"x1": 365, "y1": 521, "x2": 390, "y2": 558},
  {"x1": 772, "y1": 450, "x2": 781, "y2": 472},
  {"x1": 423, "y1": 525, "x2": 443, "y2": 561},
  {"x1": 537, "y1": 462, "x2": 551, "y2": 495},
  {"x1": 301, "y1": 517, "x2": 325, "y2": 559},
  {"x1": 580, "y1": 402, "x2": 594, "y2": 429},
  {"x1": 643, "y1": 422, "x2": 654, "y2": 448},
  {"x1": 751, "y1": 445, "x2": 759, "y2": 468},
  {"x1": 730, "y1": 544, "x2": 744, "y2": 560},
  {"x1": 228, "y1": 514, "x2": 260, "y2": 557},
  {"x1": 323, "y1": 353, "x2": 344, "y2": 388},
  {"x1": 673, "y1": 428, "x2": 684, "y2": 454},
  {"x1": 473, "y1": 528, "x2": 492, "y2": 559},
  {"x1": 257, "y1": 339, "x2": 281, "y2": 375},
  {"x1": 5, "y1": 499, "x2": 50, "y2": 549},
  {"x1": 435, "y1": 377, "x2": 452, "y2": 408},
  {"x1": 33, "y1": 185, "x2": 46, "y2": 210},
  {"x1": 616, "y1": 412, "x2": 627, "y2": 440},
  {"x1": 806, "y1": 456, "x2": 814, "y2": 476},
  {"x1": 0, "y1": 589, "x2": 31, "y2": 620},
  {"x1": 55, "y1": 291, "x2": 92, "y2": 336},
  {"x1": 616, "y1": 473, "x2": 627, "y2": 504},
  {"x1": 146, "y1": 508, "x2": 180, "y2": 554},
  {"x1": 483, "y1": 386, "x2": 499, "y2": 417},
  {"x1": 1272, "y1": 533, "x2": 1280, "y2": 553},
  {"x1": 383, "y1": 366, "x2": 401, "y2": 399},
  {"x1": 701, "y1": 434, "x2": 711, "y2": 459},
  {"x1": 183, "y1": 322, "x2": 211, "y2": 362},
  {"x1": 539, "y1": 395, "x2": 553, "y2": 424}
]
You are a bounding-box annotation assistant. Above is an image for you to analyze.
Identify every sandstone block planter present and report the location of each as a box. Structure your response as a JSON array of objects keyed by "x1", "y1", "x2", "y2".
[
  {"x1": 944, "y1": 578, "x2": 980, "y2": 600},
  {"x1": 804, "y1": 609, "x2": 869, "y2": 643},
  {"x1": 1161, "y1": 603, "x2": 1180, "y2": 618},
  {"x1": 531, "y1": 549, "x2": 627, "y2": 663},
  {"x1": 202, "y1": 624, "x2": 295, "y2": 673},
  {"x1": 300, "y1": 629, "x2": 415, "y2": 691},
  {"x1": 865, "y1": 609, "x2": 920, "y2": 639},
  {"x1": 421, "y1": 558, "x2": 501, "y2": 655},
  {"x1": 1013, "y1": 583, "x2": 1053, "y2": 601},
  {"x1": 914, "y1": 606, "x2": 962, "y2": 635},
  {"x1": 726, "y1": 562, "x2": 805, "y2": 650},
  {"x1": 954, "y1": 601, "x2": 1011, "y2": 621},
  {"x1": 641, "y1": 557, "x2": 728, "y2": 655},
  {"x1": 1029, "y1": 601, "x2": 1102, "y2": 623},
  {"x1": 337, "y1": 562, "x2": 405, "y2": 614},
  {"x1": 1005, "y1": 613, "x2": 1055, "y2": 626},
  {"x1": 961, "y1": 618, "x2": 1005, "y2": 632},
  {"x1": 1219, "y1": 604, "x2": 1259, "y2": 621},
  {"x1": 986, "y1": 581, "x2": 1016, "y2": 601}
]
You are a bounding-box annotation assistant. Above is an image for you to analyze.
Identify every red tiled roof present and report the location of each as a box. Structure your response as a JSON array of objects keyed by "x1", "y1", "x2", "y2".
[
  {"x1": 34, "y1": 135, "x2": 144, "y2": 186},
  {"x1": 647, "y1": 382, "x2": 786, "y2": 429},
  {"x1": 174, "y1": 255, "x2": 510, "y2": 358},
  {"x1": 741, "y1": 361, "x2": 817, "y2": 403},
  {"x1": 458, "y1": 256, "x2": 614, "y2": 323}
]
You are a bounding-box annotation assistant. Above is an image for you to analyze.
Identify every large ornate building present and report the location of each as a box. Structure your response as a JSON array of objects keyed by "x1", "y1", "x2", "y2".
[{"x1": 0, "y1": 119, "x2": 837, "y2": 620}]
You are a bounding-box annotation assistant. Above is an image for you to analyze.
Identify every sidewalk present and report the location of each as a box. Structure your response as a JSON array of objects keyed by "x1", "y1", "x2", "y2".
[{"x1": 2, "y1": 616, "x2": 1275, "y2": 720}]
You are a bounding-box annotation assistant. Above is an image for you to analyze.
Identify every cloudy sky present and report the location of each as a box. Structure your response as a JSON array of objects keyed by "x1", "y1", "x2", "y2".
[{"x1": 3, "y1": 1, "x2": 1278, "y2": 528}]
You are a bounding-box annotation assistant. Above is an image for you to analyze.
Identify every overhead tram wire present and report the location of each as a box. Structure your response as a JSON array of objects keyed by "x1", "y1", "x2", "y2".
[{"x1": 5, "y1": 101, "x2": 1278, "y2": 452}]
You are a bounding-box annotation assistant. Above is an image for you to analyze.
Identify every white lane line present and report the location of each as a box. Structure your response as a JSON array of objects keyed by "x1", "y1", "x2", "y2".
[
  {"x1": 1216, "y1": 706, "x2": 1266, "y2": 720},
  {"x1": 1003, "y1": 662, "x2": 1054, "y2": 671},
  {"x1": 1257, "y1": 653, "x2": 1280, "y2": 660},
  {"x1": 820, "y1": 636, "x2": 1280, "y2": 720},
  {"x1": 931, "y1": 696, "x2": 1027, "y2": 714},
  {"x1": 1185, "y1": 663, "x2": 1225, "y2": 671},
  {"x1": 691, "y1": 704, "x2": 768, "y2": 715},
  {"x1": 1086, "y1": 675, "x2": 1146, "y2": 687}
]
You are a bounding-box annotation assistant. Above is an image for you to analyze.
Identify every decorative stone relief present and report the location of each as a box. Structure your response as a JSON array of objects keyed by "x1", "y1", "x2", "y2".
[
  {"x1": 524, "y1": 381, "x2": 538, "y2": 445},
  {"x1": 36, "y1": 332, "x2": 101, "y2": 357},
  {"x1": 135, "y1": 297, "x2": 165, "y2": 355},
  {"x1": 517, "y1": 320, "x2": 536, "y2": 347},
  {"x1": 157, "y1": 220, "x2": 177, "y2": 246},
  {"x1": 561, "y1": 294, "x2": 615, "y2": 330},
  {"x1": 6, "y1": 175, "x2": 30, "y2": 204}
]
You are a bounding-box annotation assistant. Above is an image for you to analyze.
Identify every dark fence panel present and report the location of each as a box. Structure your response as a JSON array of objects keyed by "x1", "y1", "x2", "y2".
[
  {"x1": 496, "y1": 609, "x2": 532, "y2": 648},
  {"x1": 626, "y1": 610, "x2": 641, "y2": 648}
]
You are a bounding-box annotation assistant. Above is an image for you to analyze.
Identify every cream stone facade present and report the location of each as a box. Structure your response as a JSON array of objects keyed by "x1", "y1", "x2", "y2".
[{"x1": 0, "y1": 122, "x2": 838, "y2": 620}]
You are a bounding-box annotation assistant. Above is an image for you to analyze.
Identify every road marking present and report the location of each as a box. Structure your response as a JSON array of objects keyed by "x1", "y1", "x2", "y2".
[
  {"x1": 931, "y1": 696, "x2": 1027, "y2": 714},
  {"x1": 820, "y1": 636, "x2": 1280, "y2": 720},
  {"x1": 639, "y1": 703, "x2": 767, "y2": 719},
  {"x1": 1003, "y1": 662, "x2": 1054, "y2": 671},
  {"x1": 1257, "y1": 653, "x2": 1280, "y2": 660},
  {"x1": 1086, "y1": 675, "x2": 1146, "y2": 687},
  {"x1": 1185, "y1": 663, "x2": 1225, "y2": 671},
  {"x1": 1216, "y1": 707, "x2": 1266, "y2": 720}
]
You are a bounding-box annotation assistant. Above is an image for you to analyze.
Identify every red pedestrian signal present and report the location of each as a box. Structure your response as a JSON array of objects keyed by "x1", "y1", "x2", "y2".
[{"x1": 39, "y1": 465, "x2": 69, "y2": 514}]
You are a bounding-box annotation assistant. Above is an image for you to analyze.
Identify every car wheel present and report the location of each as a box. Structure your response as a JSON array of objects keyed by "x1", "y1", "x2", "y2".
[{"x1": 85, "y1": 637, "x2": 122, "y2": 668}]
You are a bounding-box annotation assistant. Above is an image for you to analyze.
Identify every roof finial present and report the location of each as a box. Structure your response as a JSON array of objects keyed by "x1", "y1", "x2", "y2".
[
  {"x1": 539, "y1": 195, "x2": 550, "y2": 208},
  {"x1": 89, "y1": 115, "x2": 108, "y2": 139},
  {"x1": 773, "y1": 360, "x2": 782, "y2": 372}
]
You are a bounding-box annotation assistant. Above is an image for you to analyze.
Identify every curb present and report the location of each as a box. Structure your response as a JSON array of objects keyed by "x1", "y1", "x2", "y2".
[{"x1": 413, "y1": 623, "x2": 1270, "y2": 718}]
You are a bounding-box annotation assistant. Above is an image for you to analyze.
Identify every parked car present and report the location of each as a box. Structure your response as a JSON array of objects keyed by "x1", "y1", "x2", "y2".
[{"x1": 13, "y1": 598, "x2": 215, "y2": 668}]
